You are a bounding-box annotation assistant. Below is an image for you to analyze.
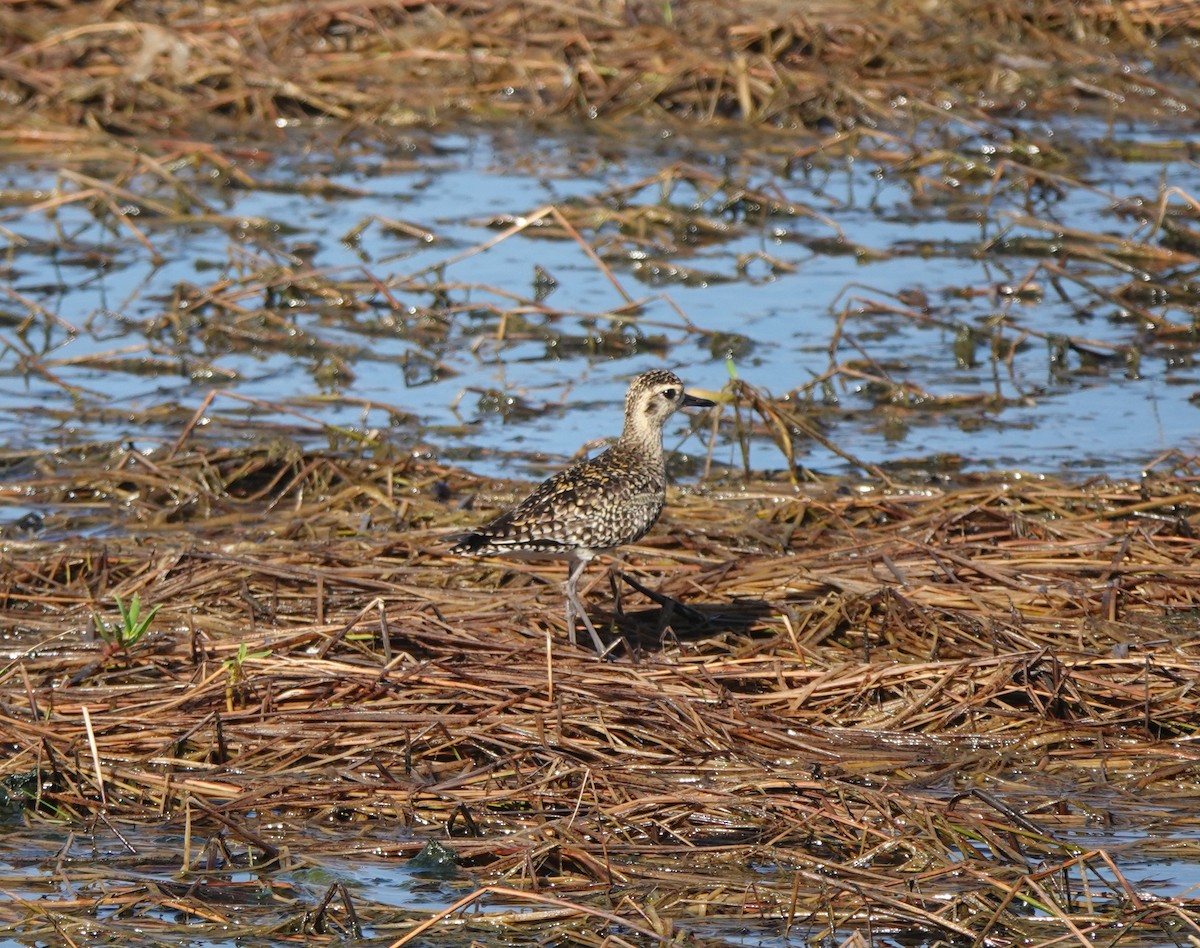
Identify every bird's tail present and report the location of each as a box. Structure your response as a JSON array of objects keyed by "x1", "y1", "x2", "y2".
[{"x1": 448, "y1": 532, "x2": 489, "y2": 555}]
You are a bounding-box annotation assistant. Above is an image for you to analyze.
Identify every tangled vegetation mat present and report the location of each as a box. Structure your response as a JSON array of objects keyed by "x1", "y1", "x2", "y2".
[{"x1": 2, "y1": 443, "x2": 1200, "y2": 945}]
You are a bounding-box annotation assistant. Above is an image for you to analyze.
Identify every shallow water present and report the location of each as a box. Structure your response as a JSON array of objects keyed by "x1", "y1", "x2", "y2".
[
  {"x1": 0, "y1": 816, "x2": 493, "y2": 945},
  {"x1": 2, "y1": 116, "x2": 1198, "y2": 486},
  {"x1": 3, "y1": 802, "x2": 1198, "y2": 946}
]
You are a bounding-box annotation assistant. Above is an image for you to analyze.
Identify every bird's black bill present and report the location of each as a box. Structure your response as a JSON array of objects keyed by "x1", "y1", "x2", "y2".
[{"x1": 682, "y1": 392, "x2": 716, "y2": 408}]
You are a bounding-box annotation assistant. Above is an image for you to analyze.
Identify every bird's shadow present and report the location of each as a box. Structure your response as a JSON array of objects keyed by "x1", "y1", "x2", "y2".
[{"x1": 593, "y1": 569, "x2": 774, "y2": 653}]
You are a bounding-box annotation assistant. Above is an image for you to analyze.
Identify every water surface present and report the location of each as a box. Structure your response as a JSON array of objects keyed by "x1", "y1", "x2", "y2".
[{"x1": 2, "y1": 117, "x2": 1198, "y2": 483}]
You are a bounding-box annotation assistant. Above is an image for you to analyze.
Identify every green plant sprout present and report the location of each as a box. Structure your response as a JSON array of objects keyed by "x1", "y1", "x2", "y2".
[
  {"x1": 223, "y1": 642, "x2": 273, "y2": 711},
  {"x1": 93, "y1": 593, "x2": 160, "y2": 657}
]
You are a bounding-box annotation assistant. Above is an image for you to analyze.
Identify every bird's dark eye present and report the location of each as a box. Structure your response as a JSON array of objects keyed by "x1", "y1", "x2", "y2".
[{"x1": 662, "y1": 388, "x2": 677, "y2": 400}]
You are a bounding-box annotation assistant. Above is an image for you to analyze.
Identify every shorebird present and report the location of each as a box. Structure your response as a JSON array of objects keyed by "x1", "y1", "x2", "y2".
[{"x1": 451, "y1": 369, "x2": 714, "y2": 653}]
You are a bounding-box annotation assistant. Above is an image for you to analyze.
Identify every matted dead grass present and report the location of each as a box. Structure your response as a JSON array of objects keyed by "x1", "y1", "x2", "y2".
[
  {"x1": 1, "y1": 0, "x2": 1197, "y2": 148},
  {"x1": 2, "y1": 441, "x2": 1200, "y2": 944}
]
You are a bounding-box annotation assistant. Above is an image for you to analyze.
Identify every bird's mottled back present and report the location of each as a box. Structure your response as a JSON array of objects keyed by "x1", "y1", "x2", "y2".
[{"x1": 451, "y1": 440, "x2": 666, "y2": 556}]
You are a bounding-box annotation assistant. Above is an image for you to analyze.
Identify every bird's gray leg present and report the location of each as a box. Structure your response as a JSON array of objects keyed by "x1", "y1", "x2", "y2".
[
  {"x1": 564, "y1": 554, "x2": 579, "y2": 647},
  {"x1": 565, "y1": 554, "x2": 607, "y2": 654}
]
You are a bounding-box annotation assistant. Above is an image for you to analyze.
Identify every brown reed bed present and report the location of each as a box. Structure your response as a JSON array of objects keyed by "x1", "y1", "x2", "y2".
[
  {"x1": 2, "y1": 0, "x2": 1197, "y2": 155},
  {"x1": 3, "y1": 438, "x2": 1200, "y2": 944}
]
